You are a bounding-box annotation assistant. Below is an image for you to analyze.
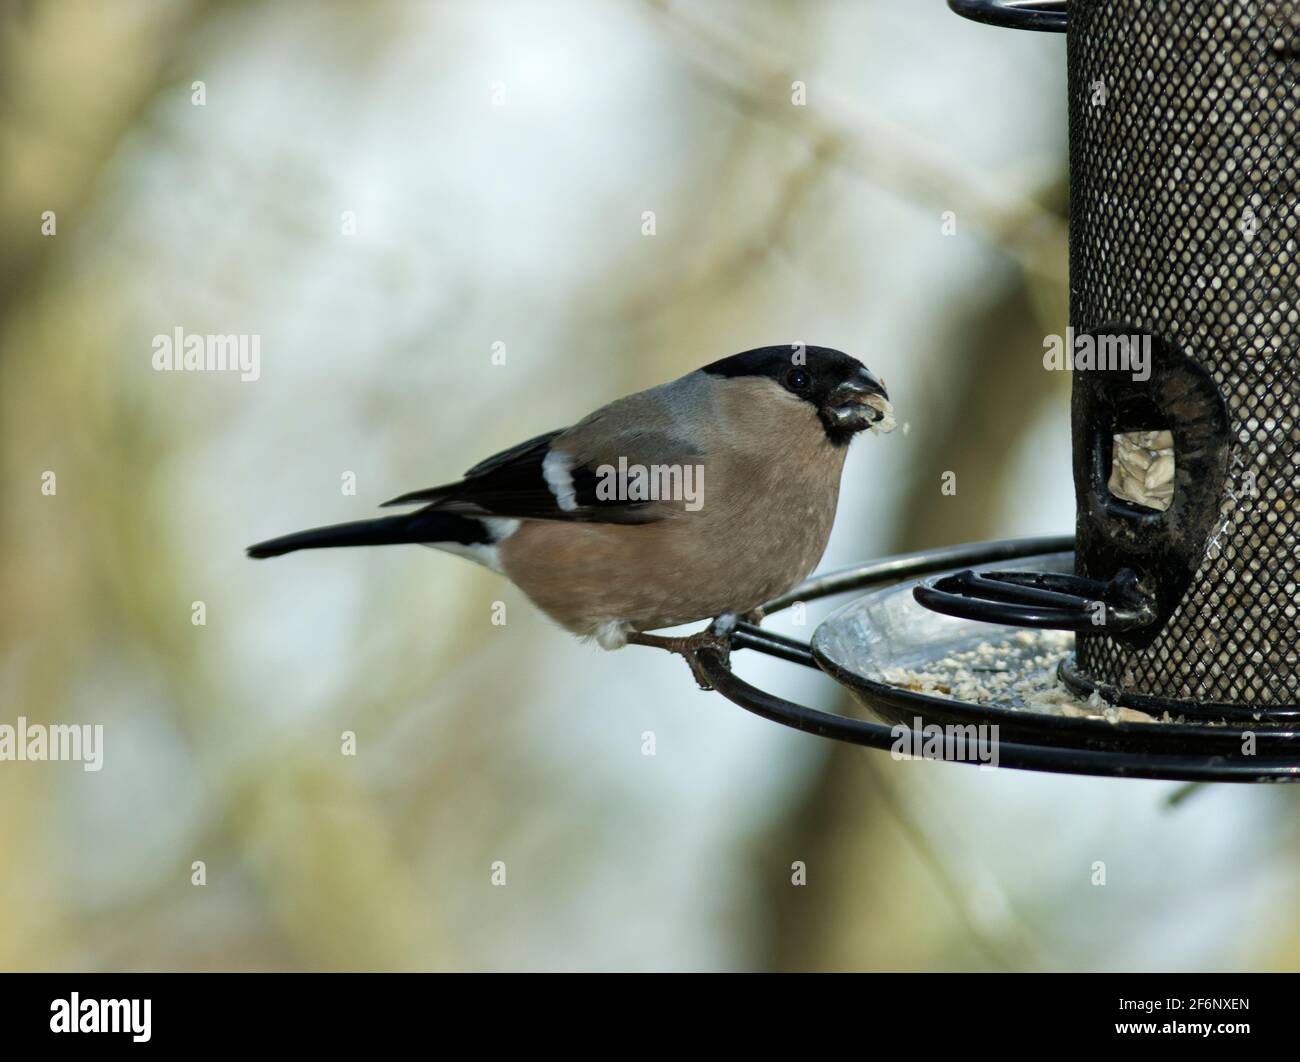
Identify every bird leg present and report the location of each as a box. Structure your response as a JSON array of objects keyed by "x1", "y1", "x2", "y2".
[{"x1": 627, "y1": 628, "x2": 733, "y2": 690}]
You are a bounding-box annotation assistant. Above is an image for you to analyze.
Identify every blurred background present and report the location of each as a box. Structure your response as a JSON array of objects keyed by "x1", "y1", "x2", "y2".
[{"x1": 2, "y1": 0, "x2": 1298, "y2": 972}]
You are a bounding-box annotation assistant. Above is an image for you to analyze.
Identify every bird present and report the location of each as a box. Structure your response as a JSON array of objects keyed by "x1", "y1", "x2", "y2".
[{"x1": 247, "y1": 345, "x2": 894, "y2": 685}]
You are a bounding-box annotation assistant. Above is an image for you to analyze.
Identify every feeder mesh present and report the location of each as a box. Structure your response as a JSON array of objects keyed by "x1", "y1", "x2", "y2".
[{"x1": 1070, "y1": 0, "x2": 1300, "y2": 706}]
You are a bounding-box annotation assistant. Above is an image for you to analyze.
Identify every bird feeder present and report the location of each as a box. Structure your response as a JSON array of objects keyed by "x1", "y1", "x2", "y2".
[{"x1": 664, "y1": 0, "x2": 1300, "y2": 782}]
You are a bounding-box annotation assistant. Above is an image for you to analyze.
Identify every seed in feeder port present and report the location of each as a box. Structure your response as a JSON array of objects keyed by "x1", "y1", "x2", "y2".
[
  {"x1": 1145, "y1": 453, "x2": 1175, "y2": 490},
  {"x1": 1108, "y1": 429, "x2": 1175, "y2": 511}
]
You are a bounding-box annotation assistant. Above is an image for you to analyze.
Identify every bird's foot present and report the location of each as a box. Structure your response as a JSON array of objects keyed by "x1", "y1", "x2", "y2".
[{"x1": 627, "y1": 628, "x2": 733, "y2": 690}]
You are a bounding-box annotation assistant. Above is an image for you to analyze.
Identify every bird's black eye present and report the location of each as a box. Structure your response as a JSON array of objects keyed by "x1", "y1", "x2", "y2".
[{"x1": 786, "y1": 368, "x2": 811, "y2": 392}]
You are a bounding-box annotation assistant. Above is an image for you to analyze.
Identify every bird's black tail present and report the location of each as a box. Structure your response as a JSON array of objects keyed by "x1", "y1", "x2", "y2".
[{"x1": 247, "y1": 509, "x2": 490, "y2": 559}]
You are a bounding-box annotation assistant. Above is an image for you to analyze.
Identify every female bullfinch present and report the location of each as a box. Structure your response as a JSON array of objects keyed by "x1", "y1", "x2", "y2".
[{"x1": 249, "y1": 346, "x2": 893, "y2": 674}]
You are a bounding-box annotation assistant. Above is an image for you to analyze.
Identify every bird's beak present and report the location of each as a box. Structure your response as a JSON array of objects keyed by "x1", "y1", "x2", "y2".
[{"x1": 824, "y1": 368, "x2": 895, "y2": 435}]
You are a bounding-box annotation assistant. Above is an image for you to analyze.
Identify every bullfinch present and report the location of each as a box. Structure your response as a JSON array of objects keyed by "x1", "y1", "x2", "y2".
[{"x1": 248, "y1": 345, "x2": 893, "y2": 678}]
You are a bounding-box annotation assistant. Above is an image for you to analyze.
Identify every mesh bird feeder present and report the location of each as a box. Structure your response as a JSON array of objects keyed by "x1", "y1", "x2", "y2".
[
  {"x1": 662, "y1": 0, "x2": 1300, "y2": 782},
  {"x1": 1065, "y1": 0, "x2": 1300, "y2": 715}
]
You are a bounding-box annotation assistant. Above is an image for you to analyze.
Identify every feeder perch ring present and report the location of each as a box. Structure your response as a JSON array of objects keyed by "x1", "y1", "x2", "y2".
[
  {"x1": 913, "y1": 567, "x2": 1156, "y2": 633},
  {"x1": 655, "y1": 537, "x2": 1300, "y2": 784}
]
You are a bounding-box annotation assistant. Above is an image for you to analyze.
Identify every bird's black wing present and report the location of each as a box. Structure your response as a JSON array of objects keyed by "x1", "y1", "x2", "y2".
[
  {"x1": 460, "y1": 429, "x2": 565, "y2": 479},
  {"x1": 380, "y1": 427, "x2": 673, "y2": 524}
]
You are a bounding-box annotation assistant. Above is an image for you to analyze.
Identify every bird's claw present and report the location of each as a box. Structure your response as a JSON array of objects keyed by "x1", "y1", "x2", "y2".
[
  {"x1": 627, "y1": 629, "x2": 733, "y2": 690},
  {"x1": 682, "y1": 631, "x2": 732, "y2": 690}
]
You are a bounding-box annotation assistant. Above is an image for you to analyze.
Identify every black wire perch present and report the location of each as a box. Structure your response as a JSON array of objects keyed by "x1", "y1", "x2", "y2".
[
  {"x1": 641, "y1": 536, "x2": 1300, "y2": 785},
  {"x1": 947, "y1": 0, "x2": 1067, "y2": 33}
]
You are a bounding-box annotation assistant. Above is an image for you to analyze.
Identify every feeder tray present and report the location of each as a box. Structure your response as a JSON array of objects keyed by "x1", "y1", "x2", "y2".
[{"x1": 676, "y1": 537, "x2": 1300, "y2": 783}]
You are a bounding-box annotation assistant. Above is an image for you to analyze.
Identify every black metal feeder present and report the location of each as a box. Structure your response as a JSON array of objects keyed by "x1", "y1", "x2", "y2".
[{"x1": 651, "y1": 0, "x2": 1300, "y2": 783}]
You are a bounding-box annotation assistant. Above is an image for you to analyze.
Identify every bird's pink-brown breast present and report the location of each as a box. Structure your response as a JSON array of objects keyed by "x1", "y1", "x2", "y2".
[{"x1": 499, "y1": 375, "x2": 849, "y2": 639}]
